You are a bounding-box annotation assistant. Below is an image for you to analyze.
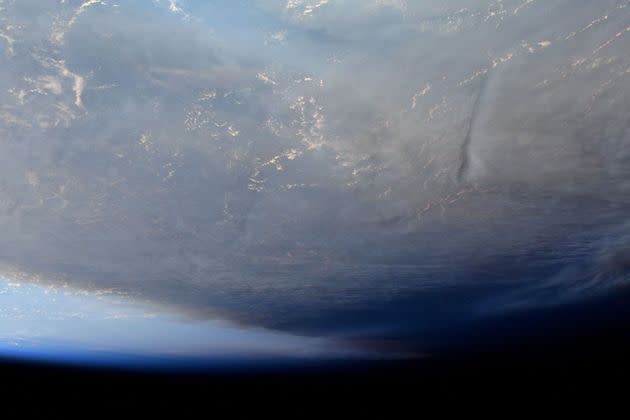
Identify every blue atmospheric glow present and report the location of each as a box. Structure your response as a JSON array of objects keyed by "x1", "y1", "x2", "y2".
[{"x1": 0, "y1": 277, "x2": 359, "y2": 368}]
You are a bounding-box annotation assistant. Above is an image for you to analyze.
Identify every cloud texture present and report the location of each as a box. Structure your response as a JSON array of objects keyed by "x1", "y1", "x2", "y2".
[{"x1": 0, "y1": 0, "x2": 629, "y2": 353}]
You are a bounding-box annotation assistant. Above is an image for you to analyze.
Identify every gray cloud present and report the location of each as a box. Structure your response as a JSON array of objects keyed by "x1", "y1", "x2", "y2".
[{"x1": 0, "y1": 0, "x2": 629, "y2": 353}]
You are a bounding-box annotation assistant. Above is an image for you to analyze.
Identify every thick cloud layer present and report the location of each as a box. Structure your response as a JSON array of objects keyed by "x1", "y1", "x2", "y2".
[{"x1": 1, "y1": 0, "x2": 629, "y2": 353}]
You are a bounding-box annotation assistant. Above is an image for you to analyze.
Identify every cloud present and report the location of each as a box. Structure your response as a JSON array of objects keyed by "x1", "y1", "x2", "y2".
[{"x1": 0, "y1": 0, "x2": 629, "y2": 354}]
